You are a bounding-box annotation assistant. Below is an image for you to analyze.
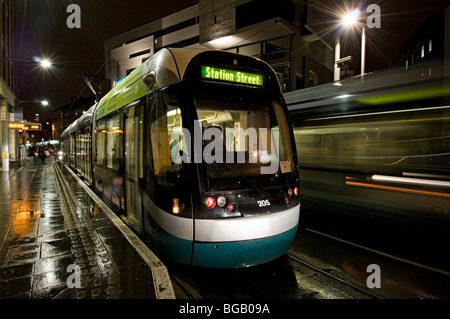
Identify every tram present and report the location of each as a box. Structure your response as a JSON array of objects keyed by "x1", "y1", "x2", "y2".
[
  {"x1": 61, "y1": 48, "x2": 300, "y2": 268},
  {"x1": 285, "y1": 58, "x2": 450, "y2": 241}
]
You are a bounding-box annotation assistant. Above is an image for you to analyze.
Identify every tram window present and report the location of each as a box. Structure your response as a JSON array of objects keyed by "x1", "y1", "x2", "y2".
[
  {"x1": 125, "y1": 104, "x2": 144, "y2": 179},
  {"x1": 70, "y1": 134, "x2": 75, "y2": 157},
  {"x1": 150, "y1": 90, "x2": 185, "y2": 185},
  {"x1": 76, "y1": 131, "x2": 81, "y2": 157},
  {"x1": 84, "y1": 127, "x2": 91, "y2": 159},
  {"x1": 195, "y1": 98, "x2": 294, "y2": 176},
  {"x1": 106, "y1": 115, "x2": 122, "y2": 170},
  {"x1": 96, "y1": 120, "x2": 107, "y2": 165}
]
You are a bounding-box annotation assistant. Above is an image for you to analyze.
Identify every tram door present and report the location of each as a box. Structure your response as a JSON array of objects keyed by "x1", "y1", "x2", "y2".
[{"x1": 124, "y1": 104, "x2": 144, "y2": 232}]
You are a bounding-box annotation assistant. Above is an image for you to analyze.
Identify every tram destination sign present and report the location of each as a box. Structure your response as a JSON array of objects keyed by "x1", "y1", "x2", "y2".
[{"x1": 201, "y1": 65, "x2": 263, "y2": 87}]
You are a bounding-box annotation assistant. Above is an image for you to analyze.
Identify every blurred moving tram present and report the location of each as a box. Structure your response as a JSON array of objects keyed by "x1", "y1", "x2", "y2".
[{"x1": 285, "y1": 59, "x2": 450, "y2": 258}]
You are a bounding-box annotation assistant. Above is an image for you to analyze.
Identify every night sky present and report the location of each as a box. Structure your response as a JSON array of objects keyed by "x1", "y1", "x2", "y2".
[
  {"x1": 13, "y1": 0, "x2": 197, "y2": 120},
  {"x1": 11, "y1": 0, "x2": 449, "y2": 121},
  {"x1": 307, "y1": 0, "x2": 449, "y2": 72}
]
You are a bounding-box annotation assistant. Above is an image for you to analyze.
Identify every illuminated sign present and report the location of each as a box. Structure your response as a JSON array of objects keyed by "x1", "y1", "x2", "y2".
[
  {"x1": 112, "y1": 76, "x2": 126, "y2": 87},
  {"x1": 8, "y1": 122, "x2": 41, "y2": 131},
  {"x1": 201, "y1": 66, "x2": 263, "y2": 87},
  {"x1": 8, "y1": 123, "x2": 24, "y2": 129}
]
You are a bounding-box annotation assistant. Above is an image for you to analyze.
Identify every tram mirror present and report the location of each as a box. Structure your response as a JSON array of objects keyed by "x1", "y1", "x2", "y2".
[{"x1": 143, "y1": 72, "x2": 156, "y2": 88}]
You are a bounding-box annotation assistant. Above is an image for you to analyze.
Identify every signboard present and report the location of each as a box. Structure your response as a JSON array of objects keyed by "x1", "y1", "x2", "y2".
[
  {"x1": 201, "y1": 65, "x2": 263, "y2": 87},
  {"x1": 8, "y1": 122, "x2": 41, "y2": 131}
]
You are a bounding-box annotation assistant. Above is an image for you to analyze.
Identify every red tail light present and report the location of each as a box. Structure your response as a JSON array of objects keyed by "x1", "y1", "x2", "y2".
[
  {"x1": 205, "y1": 197, "x2": 216, "y2": 209},
  {"x1": 294, "y1": 187, "x2": 299, "y2": 196}
]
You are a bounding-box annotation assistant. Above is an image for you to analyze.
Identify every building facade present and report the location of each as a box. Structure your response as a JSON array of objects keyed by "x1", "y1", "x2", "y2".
[
  {"x1": 1, "y1": 0, "x2": 18, "y2": 170},
  {"x1": 105, "y1": 0, "x2": 335, "y2": 93},
  {"x1": 397, "y1": 9, "x2": 449, "y2": 68}
]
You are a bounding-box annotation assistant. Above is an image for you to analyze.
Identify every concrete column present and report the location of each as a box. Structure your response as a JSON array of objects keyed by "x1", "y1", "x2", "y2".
[
  {"x1": 1, "y1": 122, "x2": 9, "y2": 172},
  {"x1": 1, "y1": 99, "x2": 10, "y2": 171}
]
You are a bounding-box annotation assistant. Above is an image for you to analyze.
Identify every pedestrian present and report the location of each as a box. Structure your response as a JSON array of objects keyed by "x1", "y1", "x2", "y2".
[
  {"x1": 28, "y1": 146, "x2": 35, "y2": 167},
  {"x1": 38, "y1": 146, "x2": 46, "y2": 163}
]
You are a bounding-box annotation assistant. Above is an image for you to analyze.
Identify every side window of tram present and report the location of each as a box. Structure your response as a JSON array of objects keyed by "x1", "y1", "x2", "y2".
[
  {"x1": 96, "y1": 120, "x2": 107, "y2": 166},
  {"x1": 106, "y1": 115, "x2": 122, "y2": 171},
  {"x1": 150, "y1": 91, "x2": 183, "y2": 186},
  {"x1": 70, "y1": 135, "x2": 75, "y2": 157}
]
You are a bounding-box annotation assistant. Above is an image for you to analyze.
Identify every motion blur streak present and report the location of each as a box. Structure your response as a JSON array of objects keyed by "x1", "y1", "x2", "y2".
[
  {"x1": 371, "y1": 174, "x2": 450, "y2": 187},
  {"x1": 345, "y1": 180, "x2": 450, "y2": 199}
]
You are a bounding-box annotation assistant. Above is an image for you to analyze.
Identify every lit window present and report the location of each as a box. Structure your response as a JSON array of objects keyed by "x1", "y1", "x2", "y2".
[
  {"x1": 421, "y1": 45, "x2": 425, "y2": 58},
  {"x1": 428, "y1": 39, "x2": 432, "y2": 52}
]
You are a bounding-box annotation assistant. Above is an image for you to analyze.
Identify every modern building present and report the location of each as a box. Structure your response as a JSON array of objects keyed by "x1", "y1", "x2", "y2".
[
  {"x1": 397, "y1": 6, "x2": 450, "y2": 68},
  {"x1": 105, "y1": 0, "x2": 335, "y2": 93},
  {"x1": 1, "y1": 0, "x2": 18, "y2": 170}
]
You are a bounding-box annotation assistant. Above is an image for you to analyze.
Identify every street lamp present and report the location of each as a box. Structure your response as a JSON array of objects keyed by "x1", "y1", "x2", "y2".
[
  {"x1": 18, "y1": 99, "x2": 50, "y2": 106},
  {"x1": 0, "y1": 56, "x2": 52, "y2": 67},
  {"x1": 342, "y1": 9, "x2": 361, "y2": 27},
  {"x1": 40, "y1": 59, "x2": 51, "y2": 68},
  {"x1": 335, "y1": 8, "x2": 366, "y2": 81},
  {"x1": 32, "y1": 56, "x2": 52, "y2": 69}
]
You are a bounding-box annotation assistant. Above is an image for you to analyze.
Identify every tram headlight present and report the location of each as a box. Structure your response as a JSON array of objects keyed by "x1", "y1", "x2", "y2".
[
  {"x1": 173, "y1": 198, "x2": 180, "y2": 214},
  {"x1": 217, "y1": 195, "x2": 227, "y2": 207},
  {"x1": 287, "y1": 188, "x2": 294, "y2": 197}
]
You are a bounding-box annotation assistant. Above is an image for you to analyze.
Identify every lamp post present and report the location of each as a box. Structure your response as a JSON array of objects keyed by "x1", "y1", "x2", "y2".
[
  {"x1": 334, "y1": 35, "x2": 341, "y2": 82},
  {"x1": 1, "y1": 56, "x2": 52, "y2": 171},
  {"x1": 335, "y1": 8, "x2": 366, "y2": 81},
  {"x1": 361, "y1": 25, "x2": 366, "y2": 75}
]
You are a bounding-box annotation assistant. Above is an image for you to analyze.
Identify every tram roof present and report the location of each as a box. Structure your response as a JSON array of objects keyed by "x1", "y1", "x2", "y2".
[
  {"x1": 60, "y1": 47, "x2": 280, "y2": 138},
  {"x1": 95, "y1": 48, "x2": 211, "y2": 120}
]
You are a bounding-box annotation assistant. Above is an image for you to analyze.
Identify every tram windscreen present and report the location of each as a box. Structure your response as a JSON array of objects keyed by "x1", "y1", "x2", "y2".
[{"x1": 194, "y1": 97, "x2": 295, "y2": 186}]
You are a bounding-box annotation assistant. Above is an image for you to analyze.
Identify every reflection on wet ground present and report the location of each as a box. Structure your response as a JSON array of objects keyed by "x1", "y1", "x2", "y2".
[{"x1": 0, "y1": 161, "x2": 156, "y2": 299}]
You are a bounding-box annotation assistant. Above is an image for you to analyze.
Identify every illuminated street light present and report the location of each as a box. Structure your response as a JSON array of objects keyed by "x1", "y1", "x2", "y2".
[
  {"x1": 40, "y1": 59, "x2": 52, "y2": 68},
  {"x1": 32, "y1": 56, "x2": 52, "y2": 69},
  {"x1": 335, "y1": 8, "x2": 366, "y2": 81},
  {"x1": 342, "y1": 9, "x2": 361, "y2": 27},
  {"x1": 17, "y1": 99, "x2": 50, "y2": 106}
]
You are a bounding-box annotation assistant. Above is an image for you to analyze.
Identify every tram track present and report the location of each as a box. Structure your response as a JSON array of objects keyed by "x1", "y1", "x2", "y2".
[
  {"x1": 53, "y1": 161, "x2": 76, "y2": 214},
  {"x1": 305, "y1": 228, "x2": 450, "y2": 277},
  {"x1": 286, "y1": 251, "x2": 384, "y2": 299}
]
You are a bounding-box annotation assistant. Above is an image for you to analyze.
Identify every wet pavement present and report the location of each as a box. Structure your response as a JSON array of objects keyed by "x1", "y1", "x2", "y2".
[{"x1": 0, "y1": 159, "x2": 173, "y2": 299}]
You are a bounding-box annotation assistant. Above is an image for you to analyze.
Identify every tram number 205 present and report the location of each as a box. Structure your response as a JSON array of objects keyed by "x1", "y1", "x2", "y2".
[{"x1": 257, "y1": 199, "x2": 271, "y2": 207}]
